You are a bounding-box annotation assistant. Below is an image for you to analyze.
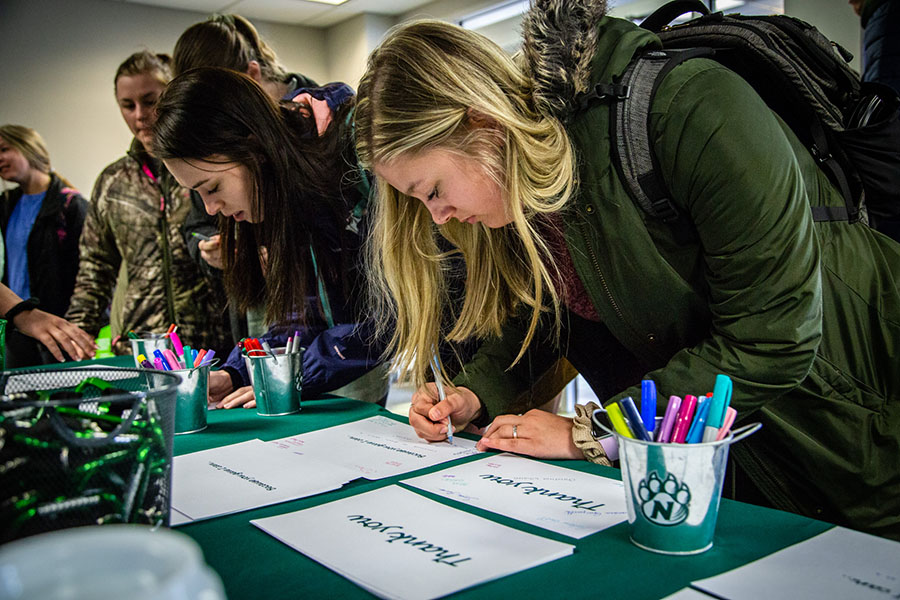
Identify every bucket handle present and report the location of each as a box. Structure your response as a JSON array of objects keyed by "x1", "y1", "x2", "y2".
[
  {"x1": 185, "y1": 358, "x2": 220, "y2": 379},
  {"x1": 726, "y1": 422, "x2": 762, "y2": 444}
]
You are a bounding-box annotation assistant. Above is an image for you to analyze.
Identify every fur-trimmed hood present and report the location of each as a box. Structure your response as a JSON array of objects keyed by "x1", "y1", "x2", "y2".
[{"x1": 521, "y1": 0, "x2": 608, "y2": 121}]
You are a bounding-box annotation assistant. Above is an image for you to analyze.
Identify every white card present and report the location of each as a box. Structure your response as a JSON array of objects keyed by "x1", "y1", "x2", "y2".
[
  {"x1": 252, "y1": 485, "x2": 574, "y2": 600},
  {"x1": 171, "y1": 439, "x2": 357, "y2": 524},
  {"x1": 404, "y1": 453, "x2": 627, "y2": 538},
  {"x1": 692, "y1": 526, "x2": 900, "y2": 599},
  {"x1": 269, "y1": 415, "x2": 478, "y2": 480}
]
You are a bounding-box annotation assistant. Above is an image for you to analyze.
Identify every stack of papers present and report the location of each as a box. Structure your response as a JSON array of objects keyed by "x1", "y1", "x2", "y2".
[{"x1": 252, "y1": 485, "x2": 575, "y2": 600}]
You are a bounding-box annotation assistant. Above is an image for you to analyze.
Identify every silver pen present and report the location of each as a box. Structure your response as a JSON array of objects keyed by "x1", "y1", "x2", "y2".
[{"x1": 429, "y1": 354, "x2": 453, "y2": 444}]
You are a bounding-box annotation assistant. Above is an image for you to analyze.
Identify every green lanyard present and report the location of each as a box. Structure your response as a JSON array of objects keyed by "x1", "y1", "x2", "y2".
[{"x1": 309, "y1": 246, "x2": 335, "y2": 328}]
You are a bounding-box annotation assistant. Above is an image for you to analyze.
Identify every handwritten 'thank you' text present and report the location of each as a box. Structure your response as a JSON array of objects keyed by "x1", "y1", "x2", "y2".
[
  {"x1": 478, "y1": 474, "x2": 606, "y2": 511},
  {"x1": 346, "y1": 514, "x2": 471, "y2": 566}
]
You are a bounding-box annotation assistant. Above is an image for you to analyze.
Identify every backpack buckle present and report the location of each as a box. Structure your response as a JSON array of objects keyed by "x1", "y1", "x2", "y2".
[{"x1": 576, "y1": 83, "x2": 631, "y2": 111}]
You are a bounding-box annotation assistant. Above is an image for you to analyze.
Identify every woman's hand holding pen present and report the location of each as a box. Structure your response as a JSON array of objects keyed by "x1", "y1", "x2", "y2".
[
  {"x1": 477, "y1": 409, "x2": 583, "y2": 459},
  {"x1": 409, "y1": 384, "x2": 481, "y2": 442},
  {"x1": 198, "y1": 235, "x2": 223, "y2": 270}
]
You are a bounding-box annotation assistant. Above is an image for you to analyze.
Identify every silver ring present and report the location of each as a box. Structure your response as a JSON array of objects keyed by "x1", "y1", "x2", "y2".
[{"x1": 512, "y1": 424, "x2": 518, "y2": 439}]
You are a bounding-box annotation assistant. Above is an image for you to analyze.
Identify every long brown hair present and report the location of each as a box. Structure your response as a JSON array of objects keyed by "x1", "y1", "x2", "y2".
[
  {"x1": 153, "y1": 67, "x2": 360, "y2": 326},
  {"x1": 173, "y1": 14, "x2": 286, "y2": 83}
]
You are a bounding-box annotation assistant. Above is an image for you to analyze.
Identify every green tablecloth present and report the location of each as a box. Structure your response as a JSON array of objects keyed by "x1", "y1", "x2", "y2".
[{"x1": 19, "y1": 357, "x2": 834, "y2": 599}]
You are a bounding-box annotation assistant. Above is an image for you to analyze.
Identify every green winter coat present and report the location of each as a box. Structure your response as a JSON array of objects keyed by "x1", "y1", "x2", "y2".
[
  {"x1": 456, "y1": 12, "x2": 900, "y2": 539},
  {"x1": 66, "y1": 140, "x2": 231, "y2": 355}
]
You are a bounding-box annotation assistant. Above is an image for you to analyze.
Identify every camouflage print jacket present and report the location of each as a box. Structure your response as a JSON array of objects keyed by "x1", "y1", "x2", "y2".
[{"x1": 66, "y1": 140, "x2": 230, "y2": 355}]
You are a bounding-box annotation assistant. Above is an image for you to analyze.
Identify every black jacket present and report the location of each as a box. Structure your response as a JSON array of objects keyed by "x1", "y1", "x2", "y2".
[{"x1": 1, "y1": 173, "x2": 87, "y2": 317}]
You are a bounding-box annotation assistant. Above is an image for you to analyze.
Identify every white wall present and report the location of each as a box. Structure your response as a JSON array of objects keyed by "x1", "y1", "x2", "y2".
[
  {"x1": 785, "y1": 0, "x2": 862, "y2": 72},
  {"x1": 326, "y1": 13, "x2": 395, "y2": 89},
  {"x1": 0, "y1": 0, "x2": 327, "y2": 196}
]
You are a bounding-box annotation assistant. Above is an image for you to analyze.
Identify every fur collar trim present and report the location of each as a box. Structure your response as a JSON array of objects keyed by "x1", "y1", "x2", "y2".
[{"x1": 522, "y1": 0, "x2": 608, "y2": 120}]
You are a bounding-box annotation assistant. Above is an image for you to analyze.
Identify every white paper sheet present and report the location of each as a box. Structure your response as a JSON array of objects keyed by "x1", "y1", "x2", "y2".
[
  {"x1": 269, "y1": 416, "x2": 478, "y2": 480},
  {"x1": 252, "y1": 485, "x2": 574, "y2": 600},
  {"x1": 170, "y1": 439, "x2": 357, "y2": 524},
  {"x1": 692, "y1": 526, "x2": 900, "y2": 600},
  {"x1": 403, "y1": 453, "x2": 627, "y2": 539}
]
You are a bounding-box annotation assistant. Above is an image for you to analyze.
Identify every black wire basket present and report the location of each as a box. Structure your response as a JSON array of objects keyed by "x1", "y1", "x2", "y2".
[{"x1": 0, "y1": 367, "x2": 181, "y2": 543}]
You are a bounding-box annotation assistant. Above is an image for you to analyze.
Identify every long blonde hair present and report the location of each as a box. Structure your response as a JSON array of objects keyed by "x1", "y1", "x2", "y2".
[
  {"x1": 355, "y1": 20, "x2": 576, "y2": 386},
  {"x1": 0, "y1": 125, "x2": 51, "y2": 175}
]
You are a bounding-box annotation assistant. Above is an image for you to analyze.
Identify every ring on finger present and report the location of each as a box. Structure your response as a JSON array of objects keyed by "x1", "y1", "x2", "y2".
[{"x1": 512, "y1": 424, "x2": 518, "y2": 439}]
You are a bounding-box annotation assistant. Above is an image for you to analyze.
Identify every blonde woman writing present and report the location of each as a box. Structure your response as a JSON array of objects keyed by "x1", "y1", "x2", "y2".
[{"x1": 354, "y1": 0, "x2": 900, "y2": 540}]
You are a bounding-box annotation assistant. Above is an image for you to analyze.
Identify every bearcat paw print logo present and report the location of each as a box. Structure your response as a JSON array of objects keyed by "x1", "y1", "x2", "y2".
[{"x1": 638, "y1": 471, "x2": 691, "y2": 526}]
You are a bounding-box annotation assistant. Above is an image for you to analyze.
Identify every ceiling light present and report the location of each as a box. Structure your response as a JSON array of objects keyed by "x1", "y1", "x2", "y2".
[
  {"x1": 459, "y1": 0, "x2": 529, "y2": 30},
  {"x1": 300, "y1": 0, "x2": 349, "y2": 5}
]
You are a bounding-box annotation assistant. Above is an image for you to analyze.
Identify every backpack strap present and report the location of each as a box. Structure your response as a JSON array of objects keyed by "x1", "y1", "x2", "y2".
[
  {"x1": 808, "y1": 121, "x2": 859, "y2": 222},
  {"x1": 609, "y1": 48, "x2": 712, "y2": 243},
  {"x1": 640, "y1": 0, "x2": 710, "y2": 33}
]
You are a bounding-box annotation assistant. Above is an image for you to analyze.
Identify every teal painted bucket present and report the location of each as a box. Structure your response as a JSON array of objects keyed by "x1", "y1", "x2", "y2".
[
  {"x1": 595, "y1": 412, "x2": 760, "y2": 555},
  {"x1": 244, "y1": 347, "x2": 302, "y2": 416}
]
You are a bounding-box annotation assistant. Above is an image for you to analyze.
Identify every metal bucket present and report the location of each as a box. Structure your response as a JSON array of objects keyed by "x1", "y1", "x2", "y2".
[
  {"x1": 595, "y1": 411, "x2": 760, "y2": 555},
  {"x1": 244, "y1": 347, "x2": 302, "y2": 416},
  {"x1": 171, "y1": 363, "x2": 212, "y2": 434},
  {"x1": 128, "y1": 333, "x2": 170, "y2": 367}
]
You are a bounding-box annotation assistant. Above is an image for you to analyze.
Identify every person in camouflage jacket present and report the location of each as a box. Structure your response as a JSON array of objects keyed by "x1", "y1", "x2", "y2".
[{"x1": 66, "y1": 51, "x2": 229, "y2": 356}]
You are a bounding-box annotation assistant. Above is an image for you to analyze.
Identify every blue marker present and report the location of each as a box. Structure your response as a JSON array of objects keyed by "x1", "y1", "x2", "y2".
[
  {"x1": 618, "y1": 396, "x2": 652, "y2": 442},
  {"x1": 686, "y1": 396, "x2": 712, "y2": 444},
  {"x1": 703, "y1": 374, "x2": 733, "y2": 442},
  {"x1": 641, "y1": 379, "x2": 657, "y2": 435},
  {"x1": 152, "y1": 349, "x2": 171, "y2": 370}
]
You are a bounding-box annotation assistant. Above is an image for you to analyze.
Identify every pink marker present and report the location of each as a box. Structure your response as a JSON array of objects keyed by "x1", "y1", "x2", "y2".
[
  {"x1": 656, "y1": 395, "x2": 682, "y2": 442},
  {"x1": 169, "y1": 331, "x2": 184, "y2": 358},
  {"x1": 716, "y1": 406, "x2": 738, "y2": 441},
  {"x1": 163, "y1": 349, "x2": 183, "y2": 370},
  {"x1": 671, "y1": 395, "x2": 698, "y2": 444}
]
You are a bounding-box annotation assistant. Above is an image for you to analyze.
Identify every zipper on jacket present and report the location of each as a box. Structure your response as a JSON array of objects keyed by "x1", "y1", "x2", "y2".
[
  {"x1": 142, "y1": 164, "x2": 177, "y2": 323},
  {"x1": 577, "y1": 217, "x2": 655, "y2": 353},
  {"x1": 578, "y1": 220, "x2": 626, "y2": 324}
]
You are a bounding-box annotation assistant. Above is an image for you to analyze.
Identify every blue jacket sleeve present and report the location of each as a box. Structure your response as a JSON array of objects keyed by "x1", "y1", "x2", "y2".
[
  {"x1": 222, "y1": 320, "x2": 385, "y2": 396},
  {"x1": 300, "y1": 321, "x2": 385, "y2": 396}
]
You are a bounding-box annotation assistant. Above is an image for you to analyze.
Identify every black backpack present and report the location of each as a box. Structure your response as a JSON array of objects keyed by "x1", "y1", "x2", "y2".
[{"x1": 580, "y1": 0, "x2": 900, "y2": 242}]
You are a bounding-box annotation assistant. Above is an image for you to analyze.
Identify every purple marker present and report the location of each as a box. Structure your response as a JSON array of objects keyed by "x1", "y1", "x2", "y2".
[
  {"x1": 199, "y1": 349, "x2": 216, "y2": 366},
  {"x1": 656, "y1": 395, "x2": 682, "y2": 442}
]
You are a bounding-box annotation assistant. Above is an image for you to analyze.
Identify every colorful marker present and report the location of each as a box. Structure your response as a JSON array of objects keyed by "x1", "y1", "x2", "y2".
[
  {"x1": 606, "y1": 402, "x2": 634, "y2": 439},
  {"x1": 641, "y1": 379, "x2": 657, "y2": 436},
  {"x1": 671, "y1": 395, "x2": 698, "y2": 444},
  {"x1": 656, "y1": 395, "x2": 682, "y2": 443},
  {"x1": 703, "y1": 374, "x2": 733, "y2": 442},
  {"x1": 618, "y1": 396, "x2": 652, "y2": 441}
]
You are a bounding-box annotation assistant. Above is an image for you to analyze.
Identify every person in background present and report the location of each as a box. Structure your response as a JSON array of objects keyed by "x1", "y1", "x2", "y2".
[
  {"x1": 0, "y1": 124, "x2": 88, "y2": 367},
  {"x1": 65, "y1": 51, "x2": 230, "y2": 356},
  {"x1": 850, "y1": 0, "x2": 900, "y2": 95},
  {"x1": 849, "y1": 0, "x2": 900, "y2": 241},
  {"x1": 173, "y1": 12, "x2": 318, "y2": 346},
  {"x1": 153, "y1": 67, "x2": 386, "y2": 407},
  {"x1": 354, "y1": 1, "x2": 900, "y2": 540}
]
